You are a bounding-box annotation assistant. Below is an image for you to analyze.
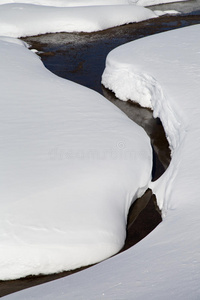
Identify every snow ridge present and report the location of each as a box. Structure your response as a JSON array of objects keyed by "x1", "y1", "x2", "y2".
[
  {"x1": 0, "y1": 35, "x2": 152, "y2": 280},
  {"x1": 102, "y1": 64, "x2": 183, "y2": 152},
  {"x1": 0, "y1": 3, "x2": 157, "y2": 38}
]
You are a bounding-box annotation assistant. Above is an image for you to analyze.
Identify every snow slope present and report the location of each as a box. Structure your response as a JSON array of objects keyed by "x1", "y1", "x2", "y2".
[
  {"x1": 0, "y1": 0, "x2": 136, "y2": 6},
  {"x1": 4, "y1": 24, "x2": 200, "y2": 299},
  {"x1": 0, "y1": 0, "x2": 187, "y2": 7},
  {"x1": 0, "y1": 3, "x2": 157, "y2": 37},
  {"x1": 0, "y1": 0, "x2": 187, "y2": 38},
  {"x1": 0, "y1": 36, "x2": 152, "y2": 280}
]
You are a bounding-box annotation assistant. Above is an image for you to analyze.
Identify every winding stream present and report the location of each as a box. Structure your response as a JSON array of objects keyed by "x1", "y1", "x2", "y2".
[{"x1": 1, "y1": 5, "x2": 200, "y2": 297}]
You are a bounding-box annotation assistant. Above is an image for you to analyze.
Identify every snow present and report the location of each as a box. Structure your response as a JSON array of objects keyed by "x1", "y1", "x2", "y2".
[
  {"x1": 0, "y1": 36, "x2": 152, "y2": 280},
  {"x1": 137, "y1": 0, "x2": 187, "y2": 6},
  {"x1": 0, "y1": 0, "x2": 135, "y2": 6},
  {"x1": 1, "y1": 0, "x2": 199, "y2": 298},
  {"x1": 0, "y1": 0, "x2": 187, "y2": 7},
  {"x1": 0, "y1": 3, "x2": 158, "y2": 38},
  {"x1": 154, "y1": 9, "x2": 180, "y2": 16},
  {"x1": 3, "y1": 23, "x2": 200, "y2": 300},
  {"x1": 0, "y1": 0, "x2": 187, "y2": 38}
]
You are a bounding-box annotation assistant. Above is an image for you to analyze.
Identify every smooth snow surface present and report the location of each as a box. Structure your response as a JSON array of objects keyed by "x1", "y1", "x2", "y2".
[
  {"x1": 0, "y1": 36, "x2": 152, "y2": 280},
  {"x1": 0, "y1": 0, "x2": 188, "y2": 38},
  {"x1": 0, "y1": 0, "x2": 137, "y2": 6},
  {"x1": 0, "y1": 0, "x2": 187, "y2": 6},
  {"x1": 0, "y1": 3, "x2": 157, "y2": 38},
  {"x1": 4, "y1": 24, "x2": 200, "y2": 299}
]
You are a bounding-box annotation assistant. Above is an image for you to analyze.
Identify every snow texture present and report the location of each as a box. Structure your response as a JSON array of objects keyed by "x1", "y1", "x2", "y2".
[
  {"x1": 3, "y1": 23, "x2": 200, "y2": 300},
  {"x1": 0, "y1": 0, "x2": 187, "y2": 38},
  {"x1": 0, "y1": 3, "x2": 157, "y2": 38},
  {"x1": 0, "y1": 0, "x2": 136, "y2": 6},
  {"x1": 0, "y1": 36, "x2": 152, "y2": 280},
  {"x1": 0, "y1": 0, "x2": 186, "y2": 6}
]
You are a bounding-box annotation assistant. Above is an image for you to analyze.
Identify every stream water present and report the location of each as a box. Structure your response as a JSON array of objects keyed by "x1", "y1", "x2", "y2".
[{"x1": 1, "y1": 3, "x2": 200, "y2": 297}]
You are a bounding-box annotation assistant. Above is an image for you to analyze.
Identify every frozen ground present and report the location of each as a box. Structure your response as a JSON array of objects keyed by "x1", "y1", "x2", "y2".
[{"x1": 3, "y1": 23, "x2": 200, "y2": 300}]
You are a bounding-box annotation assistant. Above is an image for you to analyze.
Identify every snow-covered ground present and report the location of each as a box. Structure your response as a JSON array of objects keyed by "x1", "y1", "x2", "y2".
[
  {"x1": 1, "y1": 0, "x2": 200, "y2": 298},
  {"x1": 0, "y1": 35, "x2": 152, "y2": 280},
  {"x1": 0, "y1": 0, "x2": 184, "y2": 38},
  {"x1": 0, "y1": 0, "x2": 185, "y2": 38},
  {"x1": 3, "y1": 22, "x2": 200, "y2": 300},
  {"x1": 0, "y1": 4, "x2": 158, "y2": 37},
  {"x1": 0, "y1": 3, "x2": 158, "y2": 37},
  {"x1": 0, "y1": 0, "x2": 187, "y2": 7}
]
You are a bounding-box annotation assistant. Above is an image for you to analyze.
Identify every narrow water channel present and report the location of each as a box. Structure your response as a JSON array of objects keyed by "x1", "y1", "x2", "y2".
[{"x1": 1, "y1": 10, "x2": 200, "y2": 298}]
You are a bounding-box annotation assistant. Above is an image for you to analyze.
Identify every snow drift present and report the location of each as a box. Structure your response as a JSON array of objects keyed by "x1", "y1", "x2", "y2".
[
  {"x1": 0, "y1": 3, "x2": 157, "y2": 38},
  {"x1": 4, "y1": 23, "x2": 200, "y2": 300},
  {"x1": 0, "y1": 0, "x2": 187, "y2": 7},
  {"x1": 0, "y1": 36, "x2": 152, "y2": 280}
]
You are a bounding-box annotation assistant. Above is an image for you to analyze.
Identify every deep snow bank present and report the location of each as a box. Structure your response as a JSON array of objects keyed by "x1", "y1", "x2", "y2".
[
  {"x1": 5, "y1": 24, "x2": 200, "y2": 300},
  {"x1": 0, "y1": 0, "x2": 186, "y2": 38},
  {"x1": 0, "y1": 3, "x2": 157, "y2": 38},
  {"x1": 102, "y1": 24, "x2": 200, "y2": 209},
  {"x1": 0, "y1": 36, "x2": 152, "y2": 280}
]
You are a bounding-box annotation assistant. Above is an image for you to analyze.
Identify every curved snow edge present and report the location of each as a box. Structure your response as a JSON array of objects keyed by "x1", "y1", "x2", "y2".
[
  {"x1": 0, "y1": 4, "x2": 157, "y2": 38},
  {"x1": 102, "y1": 61, "x2": 187, "y2": 213},
  {"x1": 102, "y1": 66, "x2": 184, "y2": 153}
]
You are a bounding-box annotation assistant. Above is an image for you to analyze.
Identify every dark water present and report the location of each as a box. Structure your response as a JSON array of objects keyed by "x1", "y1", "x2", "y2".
[
  {"x1": 23, "y1": 13, "x2": 200, "y2": 177},
  {"x1": 25, "y1": 14, "x2": 200, "y2": 94},
  {"x1": 1, "y1": 11, "x2": 200, "y2": 298},
  {"x1": 24, "y1": 13, "x2": 200, "y2": 176}
]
